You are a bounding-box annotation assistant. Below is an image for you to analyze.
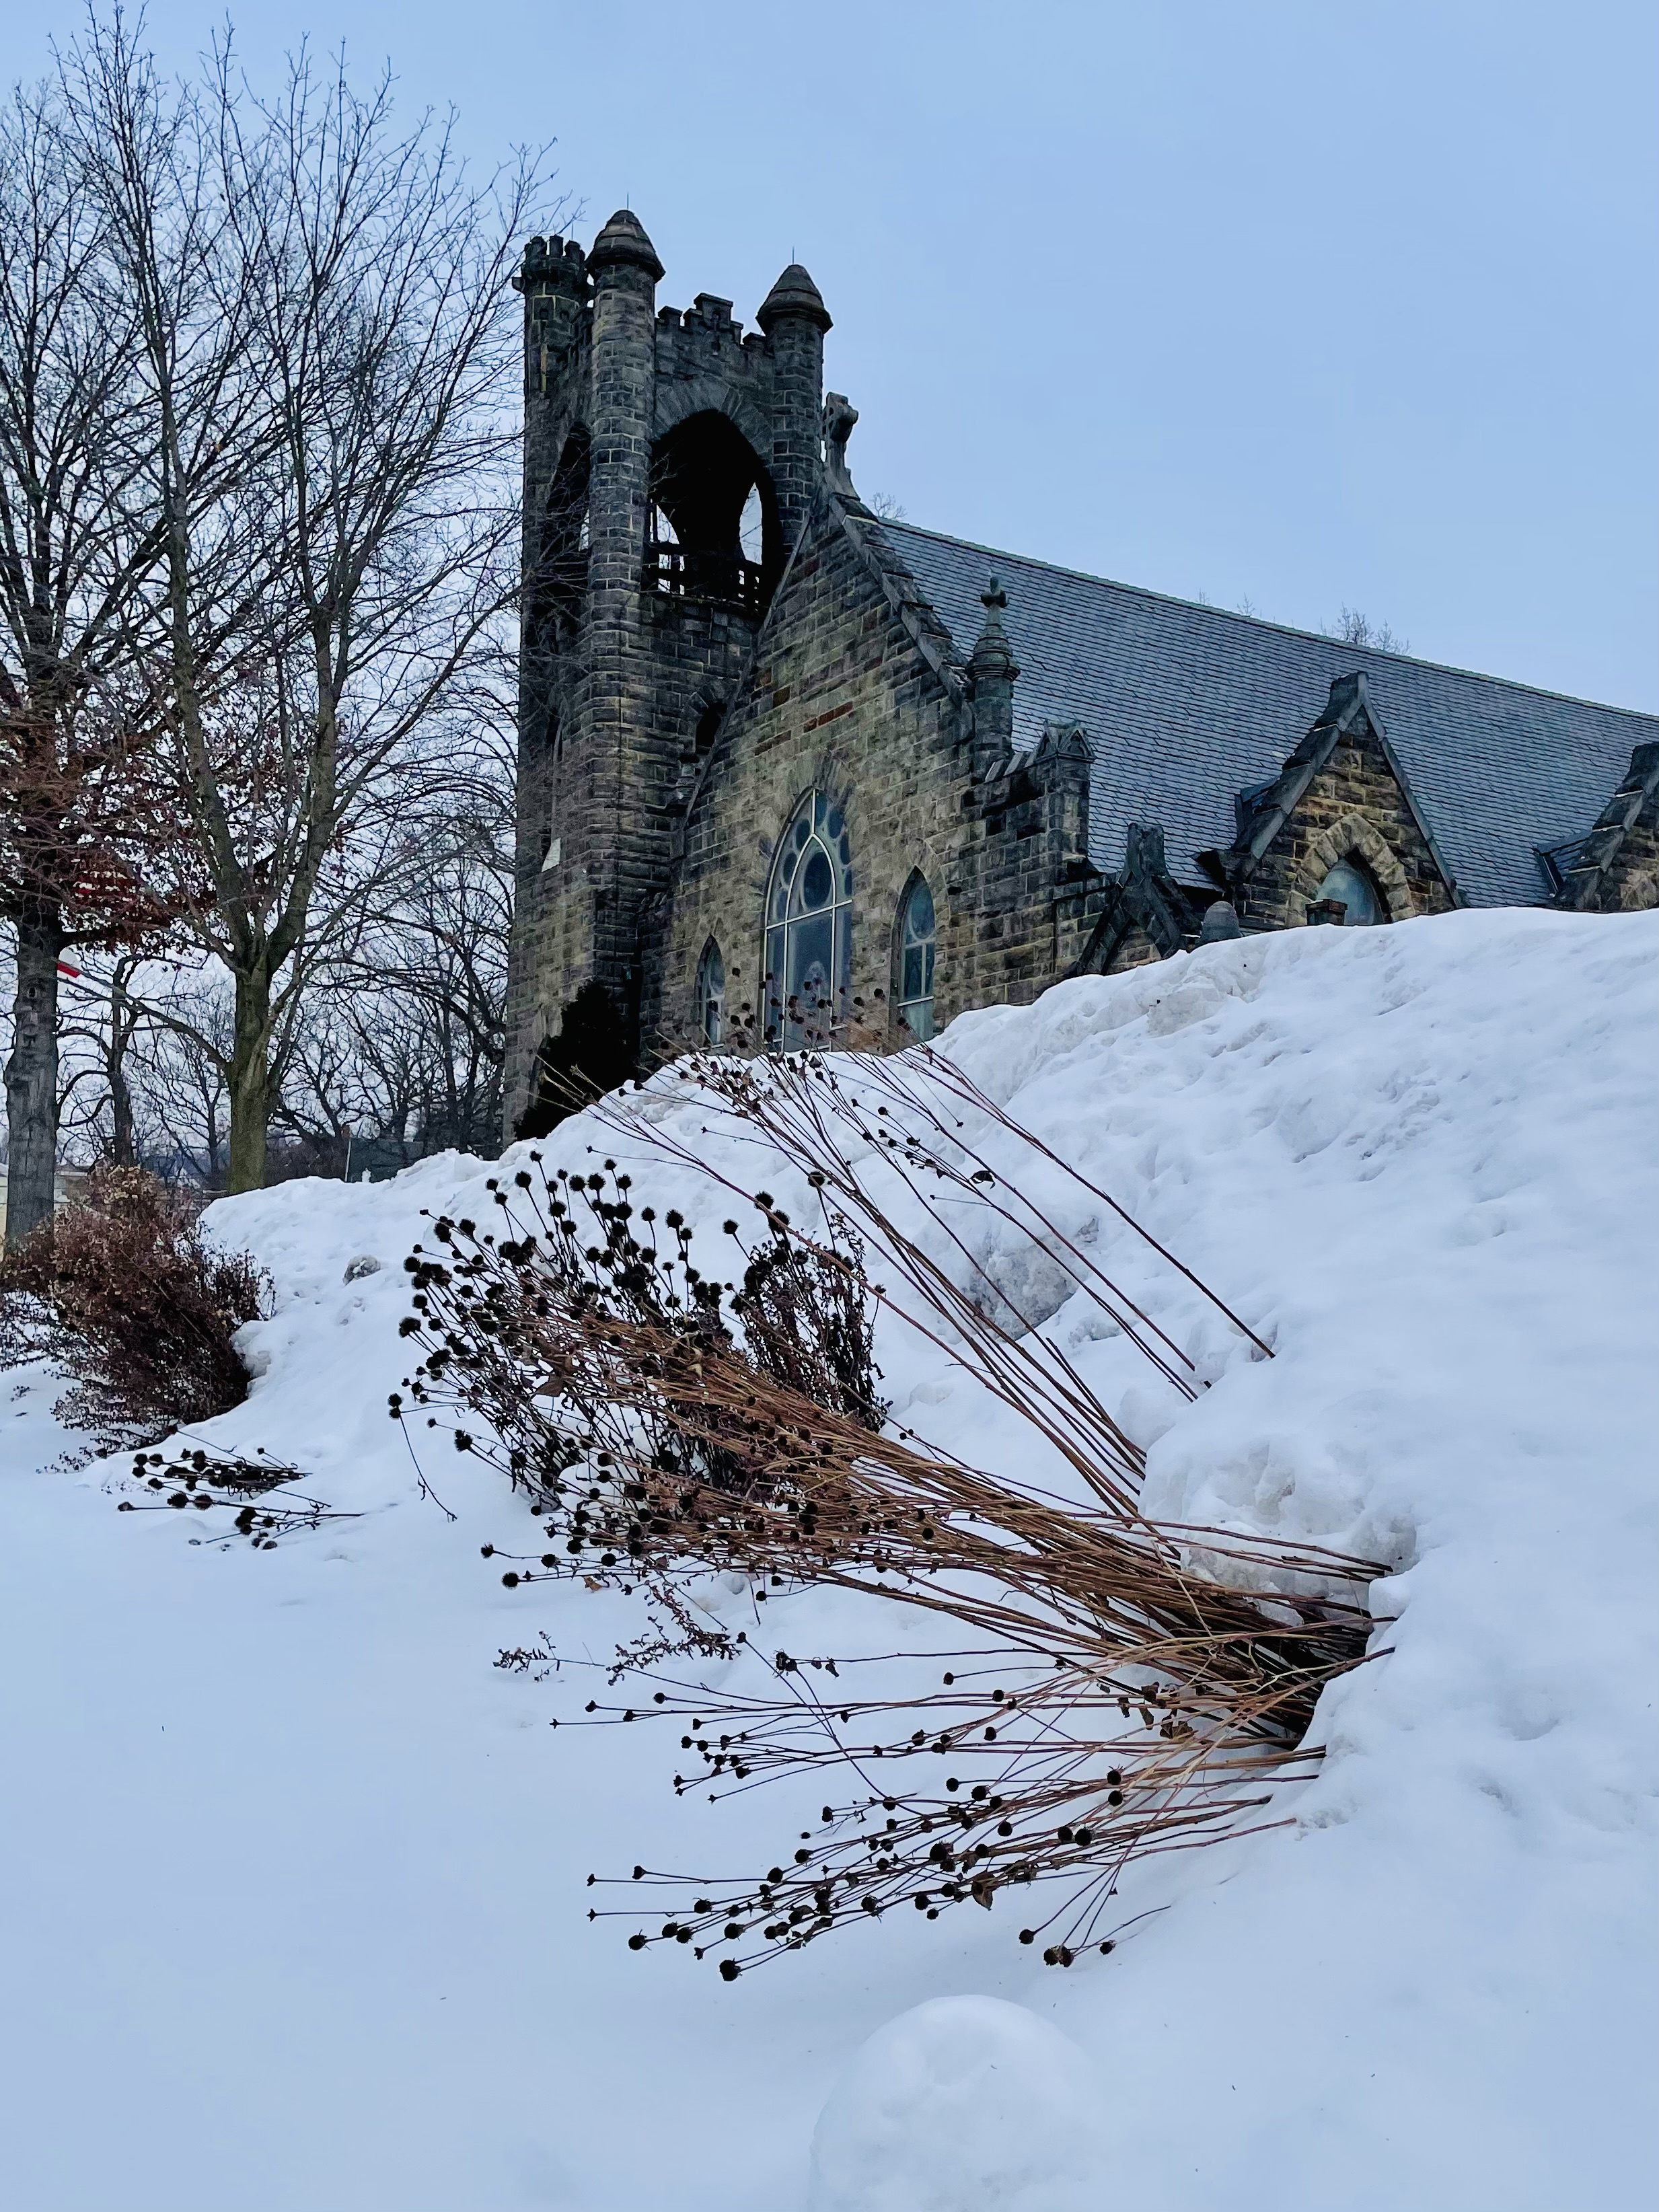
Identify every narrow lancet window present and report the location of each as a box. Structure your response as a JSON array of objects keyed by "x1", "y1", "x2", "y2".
[
  {"x1": 896, "y1": 873, "x2": 936, "y2": 1041},
  {"x1": 696, "y1": 938, "x2": 726, "y2": 1046}
]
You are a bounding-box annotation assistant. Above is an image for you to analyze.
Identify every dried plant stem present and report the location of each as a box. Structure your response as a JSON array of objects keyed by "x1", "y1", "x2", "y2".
[{"x1": 394, "y1": 1112, "x2": 1381, "y2": 1976}]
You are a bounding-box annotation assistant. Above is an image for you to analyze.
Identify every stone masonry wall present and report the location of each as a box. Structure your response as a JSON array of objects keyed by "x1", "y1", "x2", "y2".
[
  {"x1": 658, "y1": 505, "x2": 1097, "y2": 1053},
  {"x1": 659, "y1": 503, "x2": 967, "y2": 1048},
  {"x1": 1597, "y1": 794, "x2": 1659, "y2": 910},
  {"x1": 1105, "y1": 921, "x2": 1164, "y2": 974},
  {"x1": 954, "y1": 747, "x2": 1097, "y2": 1005}
]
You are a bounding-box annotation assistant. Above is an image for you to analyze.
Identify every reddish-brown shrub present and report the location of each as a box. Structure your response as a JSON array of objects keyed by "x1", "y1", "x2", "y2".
[{"x1": 3, "y1": 1166, "x2": 268, "y2": 1446}]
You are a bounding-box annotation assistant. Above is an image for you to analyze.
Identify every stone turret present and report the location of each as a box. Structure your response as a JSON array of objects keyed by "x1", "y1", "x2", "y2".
[
  {"x1": 586, "y1": 212, "x2": 661, "y2": 618},
  {"x1": 513, "y1": 233, "x2": 592, "y2": 610},
  {"x1": 756, "y1": 263, "x2": 832, "y2": 545},
  {"x1": 576, "y1": 213, "x2": 665, "y2": 1039}
]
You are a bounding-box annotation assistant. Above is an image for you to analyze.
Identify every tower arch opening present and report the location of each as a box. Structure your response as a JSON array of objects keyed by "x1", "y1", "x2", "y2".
[
  {"x1": 515, "y1": 978, "x2": 636, "y2": 1142},
  {"x1": 647, "y1": 411, "x2": 780, "y2": 615}
]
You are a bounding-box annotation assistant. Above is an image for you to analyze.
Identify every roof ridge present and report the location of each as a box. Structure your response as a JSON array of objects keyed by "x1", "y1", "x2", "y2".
[{"x1": 884, "y1": 519, "x2": 1659, "y2": 725}]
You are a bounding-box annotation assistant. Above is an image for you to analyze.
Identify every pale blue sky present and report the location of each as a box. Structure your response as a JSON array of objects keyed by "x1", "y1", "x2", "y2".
[{"x1": 17, "y1": 1, "x2": 1657, "y2": 707}]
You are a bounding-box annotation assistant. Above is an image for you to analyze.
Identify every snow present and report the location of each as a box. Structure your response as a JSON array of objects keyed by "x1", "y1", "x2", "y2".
[{"x1": 1, "y1": 907, "x2": 1655, "y2": 2211}]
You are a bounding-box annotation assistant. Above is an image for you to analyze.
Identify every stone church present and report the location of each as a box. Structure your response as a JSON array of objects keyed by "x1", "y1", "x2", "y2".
[{"x1": 504, "y1": 209, "x2": 1658, "y2": 1133}]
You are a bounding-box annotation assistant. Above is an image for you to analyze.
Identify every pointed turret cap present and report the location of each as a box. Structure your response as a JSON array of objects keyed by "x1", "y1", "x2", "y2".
[
  {"x1": 756, "y1": 262, "x2": 832, "y2": 334},
  {"x1": 589, "y1": 209, "x2": 665, "y2": 283}
]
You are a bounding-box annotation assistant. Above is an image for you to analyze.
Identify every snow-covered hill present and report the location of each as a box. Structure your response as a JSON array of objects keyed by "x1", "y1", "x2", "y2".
[{"x1": 1, "y1": 908, "x2": 1654, "y2": 2212}]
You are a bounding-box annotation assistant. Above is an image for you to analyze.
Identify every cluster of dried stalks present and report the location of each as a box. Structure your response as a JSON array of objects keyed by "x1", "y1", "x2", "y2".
[
  {"x1": 117, "y1": 1444, "x2": 352, "y2": 1547},
  {"x1": 396, "y1": 1046, "x2": 1382, "y2": 1975}
]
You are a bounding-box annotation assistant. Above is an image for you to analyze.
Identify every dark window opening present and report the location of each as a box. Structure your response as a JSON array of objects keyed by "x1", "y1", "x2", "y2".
[{"x1": 647, "y1": 411, "x2": 779, "y2": 616}]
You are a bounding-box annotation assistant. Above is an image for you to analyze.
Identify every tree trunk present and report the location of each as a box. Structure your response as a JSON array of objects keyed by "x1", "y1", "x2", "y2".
[
  {"x1": 108, "y1": 973, "x2": 137, "y2": 1167},
  {"x1": 5, "y1": 904, "x2": 64, "y2": 1250},
  {"x1": 226, "y1": 967, "x2": 274, "y2": 1193},
  {"x1": 109, "y1": 1056, "x2": 136, "y2": 1167}
]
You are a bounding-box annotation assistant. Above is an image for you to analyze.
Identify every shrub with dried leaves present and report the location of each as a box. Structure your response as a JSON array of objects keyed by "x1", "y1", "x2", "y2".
[{"x1": 3, "y1": 1165, "x2": 268, "y2": 1447}]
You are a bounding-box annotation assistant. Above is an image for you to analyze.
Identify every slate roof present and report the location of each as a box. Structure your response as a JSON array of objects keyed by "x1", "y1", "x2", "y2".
[{"x1": 883, "y1": 520, "x2": 1659, "y2": 910}]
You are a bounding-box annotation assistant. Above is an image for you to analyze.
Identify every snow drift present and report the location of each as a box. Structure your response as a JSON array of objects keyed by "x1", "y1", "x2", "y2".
[{"x1": 1, "y1": 907, "x2": 1654, "y2": 2212}]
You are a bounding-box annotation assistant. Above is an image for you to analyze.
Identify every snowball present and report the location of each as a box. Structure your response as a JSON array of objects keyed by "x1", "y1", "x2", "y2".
[{"x1": 808, "y1": 1996, "x2": 1105, "y2": 2212}]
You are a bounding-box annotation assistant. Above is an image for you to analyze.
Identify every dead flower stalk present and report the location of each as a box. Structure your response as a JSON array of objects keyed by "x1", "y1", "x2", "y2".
[{"x1": 394, "y1": 1046, "x2": 1384, "y2": 1975}]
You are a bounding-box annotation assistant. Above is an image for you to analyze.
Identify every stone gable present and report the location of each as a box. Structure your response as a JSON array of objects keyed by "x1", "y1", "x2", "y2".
[
  {"x1": 660, "y1": 499, "x2": 968, "y2": 1049},
  {"x1": 1234, "y1": 719, "x2": 1456, "y2": 930}
]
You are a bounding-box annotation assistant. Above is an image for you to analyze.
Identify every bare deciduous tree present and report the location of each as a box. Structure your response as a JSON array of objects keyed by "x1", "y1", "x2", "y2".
[
  {"x1": 126, "y1": 42, "x2": 544, "y2": 1189},
  {"x1": 0, "y1": 64, "x2": 200, "y2": 1245},
  {"x1": 8, "y1": 13, "x2": 550, "y2": 1208},
  {"x1": 1, "y1": 13, "x2": 553, "y2": 1206},
  {"x1": 1326, "y1": 605, "x2": 1409, "y2": 654}
]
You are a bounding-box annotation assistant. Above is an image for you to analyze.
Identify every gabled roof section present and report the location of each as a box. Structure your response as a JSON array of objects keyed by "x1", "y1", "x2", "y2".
[
  {"x1": 1202, "y1": 671, "x2": 1462, "y2": 901},
  {"x1": 1537, "y1": 743, "x2": 1659, "y2": 910},
  {"x1": 885, "y1": 521, "x2": 1659, "y2": 908}
]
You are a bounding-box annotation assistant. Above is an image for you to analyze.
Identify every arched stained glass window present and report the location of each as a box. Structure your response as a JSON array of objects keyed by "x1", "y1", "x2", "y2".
[
  {"x1": 1315, "y1": 856, "x2": 1384, "y2": 925},
  {"x1": 696, "y1": 938, "x2": 725, "y2": 1045},
  {"x1": 763, "y1": 792, "x2": 852, "y2": 1047},
  {"x1": 896, "y1": 873, "x2": 936, "y2": 1041}
]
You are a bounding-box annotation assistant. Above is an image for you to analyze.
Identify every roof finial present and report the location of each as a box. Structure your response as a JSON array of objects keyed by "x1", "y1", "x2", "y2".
[
  {"x1": 970, "y1": 578, "x2": 1018, "y2": 683},
  {"x1": 969, "y1": 577, "x2": 1020, "y2": 774},
  {"x1": 823, "y1": 392, "x2": 859, "y2": 493}
]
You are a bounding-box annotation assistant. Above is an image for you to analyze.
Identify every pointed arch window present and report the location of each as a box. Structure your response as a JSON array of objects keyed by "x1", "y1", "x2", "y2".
[
  {"x1": 895, "y1": 873, "x2": 936, "y2": 1041},
  {"x1": 696, "y1": 938, "x2": 726, "y2": 1046},
  {"x1": 763, "y1": 792, "x2": 852, "y2": 1047}
]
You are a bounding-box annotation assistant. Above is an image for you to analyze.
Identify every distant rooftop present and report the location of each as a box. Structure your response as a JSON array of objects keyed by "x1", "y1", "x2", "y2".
[{"x1": 885, "y1": 521, "x2": 1657, "y2": 909}]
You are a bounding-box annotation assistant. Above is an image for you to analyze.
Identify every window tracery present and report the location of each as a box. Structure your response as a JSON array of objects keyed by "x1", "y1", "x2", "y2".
[{"x1": 763, "y1": 792, "x2": 852, "y2": 1047}]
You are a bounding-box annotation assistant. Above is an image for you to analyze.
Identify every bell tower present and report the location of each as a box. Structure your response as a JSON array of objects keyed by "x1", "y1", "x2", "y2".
[{"x1": 505, "y1": 215, "x2": 833, "y2": 1134}]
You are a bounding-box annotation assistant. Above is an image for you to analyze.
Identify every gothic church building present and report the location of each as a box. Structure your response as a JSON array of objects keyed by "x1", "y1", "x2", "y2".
[{"x1": 505, "y1": 210, "x2": 1658, "y2": 1132}]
